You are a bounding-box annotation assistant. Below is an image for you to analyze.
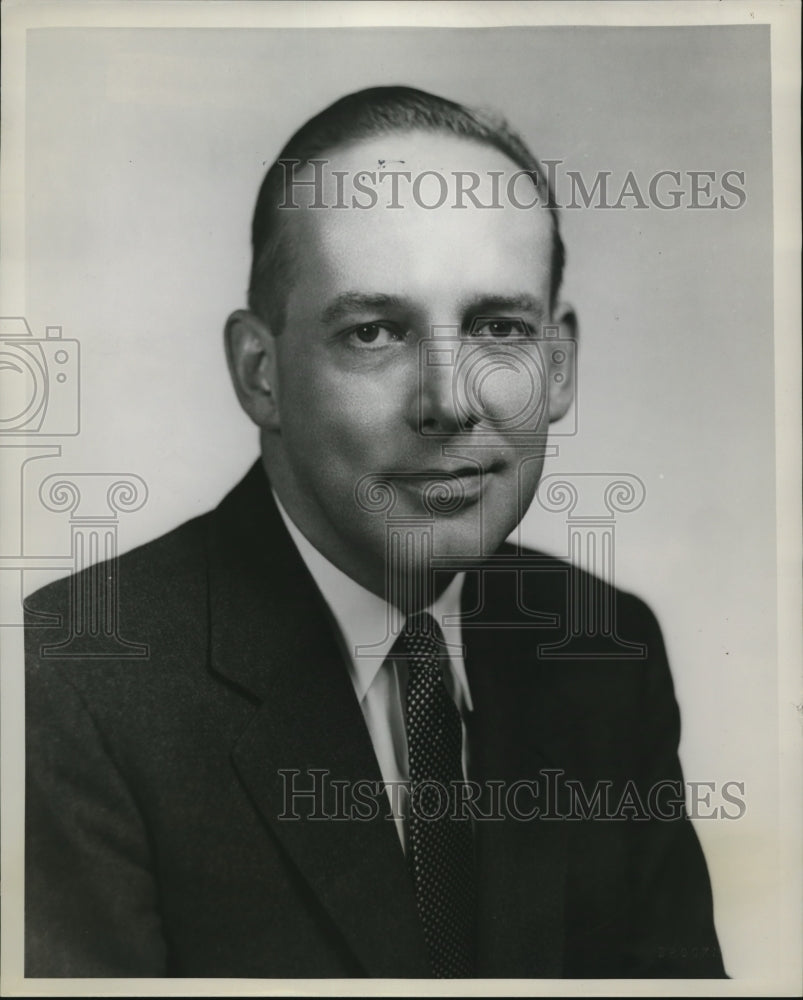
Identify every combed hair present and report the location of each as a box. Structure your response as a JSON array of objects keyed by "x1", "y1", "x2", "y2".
[{"x1": 248, "y1": 86, "x2": 565, "y2": 331}]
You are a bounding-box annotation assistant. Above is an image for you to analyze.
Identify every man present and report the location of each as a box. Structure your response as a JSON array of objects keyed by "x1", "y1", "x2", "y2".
[{"x1": 25, "y1": 86, "x2": 726, "y2": 978}]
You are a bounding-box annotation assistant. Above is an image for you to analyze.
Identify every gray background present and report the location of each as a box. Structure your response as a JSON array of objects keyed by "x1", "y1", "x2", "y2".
[{"x1": 20, "y1": 25, "x2": 775, "y2": 978}]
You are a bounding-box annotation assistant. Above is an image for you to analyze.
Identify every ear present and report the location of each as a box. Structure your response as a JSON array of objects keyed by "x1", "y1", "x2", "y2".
[
  {"x1": 224, "y1": 309, "x2": 281, "y2": 430},
  {"x1": 545, "y1": 302, "x2": 578, "y2": 423}
]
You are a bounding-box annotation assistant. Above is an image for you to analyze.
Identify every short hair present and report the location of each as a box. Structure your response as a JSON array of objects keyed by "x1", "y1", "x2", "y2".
[{"x1": 248, "y1": 85, "x2": 565, "y2": 332}]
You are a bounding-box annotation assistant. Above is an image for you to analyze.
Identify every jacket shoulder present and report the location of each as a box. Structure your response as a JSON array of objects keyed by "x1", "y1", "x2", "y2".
[
  {"x1": 24, "y1": 510, "x2": 212, "y2": 655},
  {"x1": 494, "y1": 540, "x2": 663, "y2": 635}
]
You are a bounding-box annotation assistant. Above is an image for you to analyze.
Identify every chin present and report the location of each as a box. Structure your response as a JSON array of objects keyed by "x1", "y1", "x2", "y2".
[{"x1": 430, "y1": 504, "x2": 512, "y2": 564}]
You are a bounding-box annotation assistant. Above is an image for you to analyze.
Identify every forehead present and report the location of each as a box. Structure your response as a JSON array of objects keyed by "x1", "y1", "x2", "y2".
[{"x1": 283, "y1": 131, "x2": 554, "y2": 307}]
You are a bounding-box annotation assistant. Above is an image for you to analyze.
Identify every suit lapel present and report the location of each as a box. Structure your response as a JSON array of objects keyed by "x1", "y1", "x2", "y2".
[
  {"x1": 463, "y1": 566, "x2": 568, "y2": 978},
  {"x1": 205, "y1": 463, "x2": 429, "y2": 977}
]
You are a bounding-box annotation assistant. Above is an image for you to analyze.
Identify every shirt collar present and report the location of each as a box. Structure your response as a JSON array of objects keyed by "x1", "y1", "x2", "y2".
[{"x1": 272, "y1": 489, "x2": 472, "y2": 711}]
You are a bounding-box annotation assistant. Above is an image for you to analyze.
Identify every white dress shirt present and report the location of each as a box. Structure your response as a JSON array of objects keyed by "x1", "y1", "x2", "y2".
[{"x1": 273, "y1": 491, "x2": 473, "y2": 851}]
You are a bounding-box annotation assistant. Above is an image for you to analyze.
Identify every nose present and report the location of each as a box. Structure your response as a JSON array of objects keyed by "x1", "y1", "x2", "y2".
[{"x1": 417, "y1": 344, "x2": 481, "y2": 434}]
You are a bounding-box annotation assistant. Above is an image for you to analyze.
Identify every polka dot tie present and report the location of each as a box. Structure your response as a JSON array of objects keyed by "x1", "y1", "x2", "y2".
[{"x1": 398, "y1": 612, "x2": 475, "y2": 978}]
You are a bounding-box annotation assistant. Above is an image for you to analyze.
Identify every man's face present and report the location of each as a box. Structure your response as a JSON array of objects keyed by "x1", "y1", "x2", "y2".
[{"x1": 257, "y1": 132, "x2": 569, "y2": 603}]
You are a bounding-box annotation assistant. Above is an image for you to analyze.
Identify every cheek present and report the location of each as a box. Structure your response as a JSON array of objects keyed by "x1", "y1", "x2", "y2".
[{"x1": 278, "y1": 362, "x2": 406, "y2": 462}]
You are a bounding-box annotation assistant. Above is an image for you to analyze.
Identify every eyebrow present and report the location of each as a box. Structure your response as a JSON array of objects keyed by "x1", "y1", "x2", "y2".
[
  {"x1": 318, "y1": 291, "x2": 545, "y2": 326},
  {"x1": 319, "y1": 292, "x2": 408, "y2": 325},
  {"x1": 461, "y1": 294, "x2": 544, "y2": 319}
]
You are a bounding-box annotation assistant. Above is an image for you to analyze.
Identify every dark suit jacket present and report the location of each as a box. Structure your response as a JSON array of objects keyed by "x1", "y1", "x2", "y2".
[{"x1": 25, "y1": 462, "x2": 726, "y2": 978}]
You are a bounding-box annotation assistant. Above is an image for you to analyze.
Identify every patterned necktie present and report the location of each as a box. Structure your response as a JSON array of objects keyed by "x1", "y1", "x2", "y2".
[{"x1": 398, "y1": 611, "x2": 475, "y2": 978}]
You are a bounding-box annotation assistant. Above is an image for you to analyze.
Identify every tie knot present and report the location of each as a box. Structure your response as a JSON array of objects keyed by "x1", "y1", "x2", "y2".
[{"x1": 396, "y1": 612, "x2": 447, "y2": 672}]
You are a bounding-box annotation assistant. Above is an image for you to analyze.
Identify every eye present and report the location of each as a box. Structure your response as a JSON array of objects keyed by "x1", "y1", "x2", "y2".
[
  {"x1": 469, "y1": 318, "x2": 533, "y2": 339},
  {"x1": 344, "y1": 322, "x2": 406, "y2": 349}
]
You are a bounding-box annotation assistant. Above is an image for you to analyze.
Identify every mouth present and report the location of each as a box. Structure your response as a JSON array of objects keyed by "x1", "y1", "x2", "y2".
[
  {"x1": 390, "y1": 462, "x2": 504, "y2": 508},
  {"x1": 419, "y1": 460, "x2": 504, "y2": 481}
]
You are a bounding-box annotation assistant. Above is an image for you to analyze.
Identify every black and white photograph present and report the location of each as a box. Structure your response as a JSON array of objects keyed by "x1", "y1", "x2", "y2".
[{"x1": 1, "y1": 1, "x2": 800, "y2": 994}]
